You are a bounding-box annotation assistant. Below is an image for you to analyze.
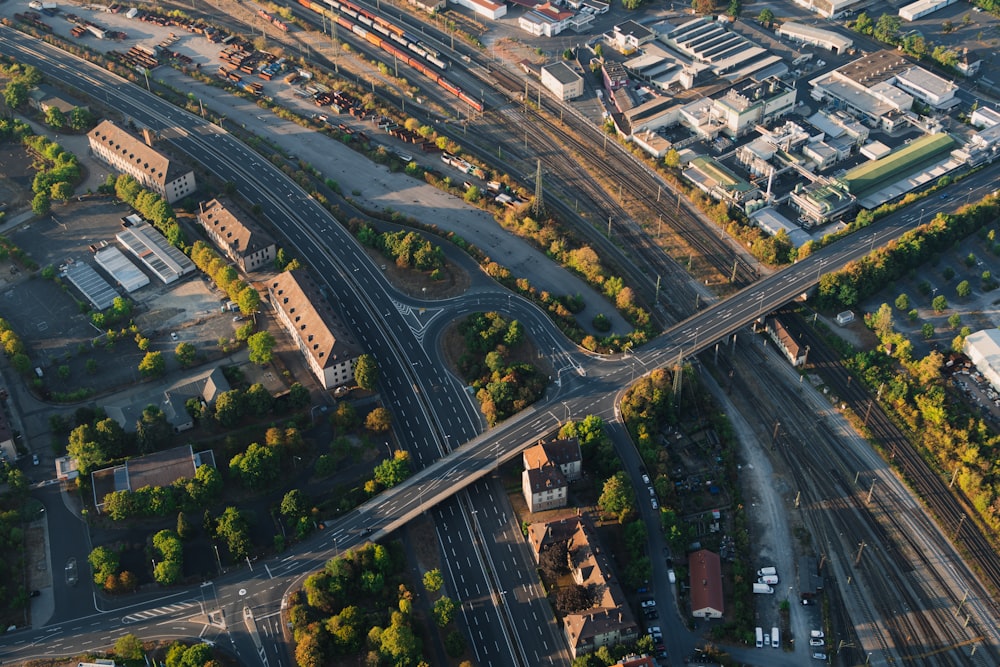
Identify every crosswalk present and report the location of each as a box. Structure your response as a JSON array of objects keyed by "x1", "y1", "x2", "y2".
[{"x1": 122, "y1": 600, "x2": 198, "y2": 624}]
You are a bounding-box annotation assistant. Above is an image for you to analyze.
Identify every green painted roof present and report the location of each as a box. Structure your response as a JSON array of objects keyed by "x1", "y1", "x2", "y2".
[{"x1": 843, "y1": 133, "x2": 955, "y2": 198}]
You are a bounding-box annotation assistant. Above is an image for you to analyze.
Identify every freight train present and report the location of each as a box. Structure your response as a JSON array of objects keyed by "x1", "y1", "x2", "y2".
[{"x1": 295, "y1": 0, "x2": 484, "y2": 112}]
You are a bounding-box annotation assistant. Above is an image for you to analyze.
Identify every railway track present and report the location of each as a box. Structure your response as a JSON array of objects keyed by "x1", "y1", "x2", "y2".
[
  {"x1": 715, "y1": 328, "x2": 999, "y2": 665},
  {"x1": 483, "y1": 65, "x2": 758, "y2": 288}
]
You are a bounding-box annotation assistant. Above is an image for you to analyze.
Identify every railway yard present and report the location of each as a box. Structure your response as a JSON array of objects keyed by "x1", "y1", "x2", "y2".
[{"x1": 3, "y1": 0, "x2": 1000, "y2": 663}]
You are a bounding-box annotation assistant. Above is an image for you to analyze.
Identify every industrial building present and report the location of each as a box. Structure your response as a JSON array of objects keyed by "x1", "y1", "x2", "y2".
[
  {"x1": 965, "y1": 329, "x2": 1000, "y2": 393},
  {"x1": 88, "y1": 120, "x2": 196, "y2": 204},
  {"x1": 94, "y1": 245, "x2": 150, "y2": 293},
  {"x1": 842, "y1": 133, "x2": 956, "y2": 198},
  {"x1": 899, "y1": 0, "x2": 958, "y2": 21},
  {"x1": 541, "y1": 62, "x2": 585, "y2": 100},
  {"x1": 518, "y1": 3, "x2": 575, "y2": 36},
  {"x1": 268, "y1": 269, "x2": 361, "y2": 390},
  {"x1": 809, "y1": 51, "x2": 915, "y2": 124},
  {"x1": 775, "y1": 22, "x2": 853, "y2": 54},
  {"x1": 684, "y1": 156, "x2": 758, "y2": 204},
  {"x1": 449, "y1": 0, "x2": 506, "y2": 19},
  {"x1": 791, "y1": 0, "x2": 855, "y2": 18},
  {"x1": 116, "y1": 216, "x2": 195, "y2": 284},
  {"x1": 893, "y1": 66, "x2": 958, "y2": 109},
  {"x1": 63, "y1": 260, "x2": 118, "y2": 311},
  {"x1": 712, "y1": 77, "x2": 796, "y2": 137},
  {"x1": 789, "y1": 180, "x2": 855, "y2": 226},
  {"x1": 609, "y1": 20, "x2": 655, "y2": 52},
  {"x1": 664, "y1": 18, "x2": 785, "y2": 82}
]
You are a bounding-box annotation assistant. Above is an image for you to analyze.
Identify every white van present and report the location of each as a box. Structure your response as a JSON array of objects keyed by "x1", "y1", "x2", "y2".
[
  {"x1": 757, "y1": 566, "x2": 777, "y2": 577},
  {"x1": 771, "y1": 627, "x2": 780, "y2": 648},
  {"x1": 755, "y1": 627, "x2": 763, "y2": 648},
  {"x1": 760, "y1": 574, "x2": 779, "y2": 585}
]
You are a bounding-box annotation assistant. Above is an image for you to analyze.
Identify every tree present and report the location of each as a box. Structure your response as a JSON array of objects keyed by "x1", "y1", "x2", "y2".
[
  {"x1": 174, "y1": 342, "x2": 197, "y2": 368},
  {"x1": 114, "y1": 633, "x2": 145, "y2": 661},
  {"x1": 373, "y1": 450, "x2": 411, "y2": 488},
  {"x1": 868, "y1": 303, "x2": 894, "y2": 341},
  {"x1": 247, "y1": 331, "x2": 275, "y2": 365},
  {"x1": 288, "y1": 382, "x2": 310, "y2": 409},
  {"x1": 873, "y1": 13, "x2": 901, "y2": 44},
  {"x1": 726, "y1": 0, "x2": 741, "y2": 17},
  {"x1": 229, "y1": 442, "x2": 280, "y2": 490},
  {"x1": 245, "y1": 383, "x2": 273, "y2": 417},
  {"x1": 3, "y1": 81, "x2": 27, "y2": 109},
  {"x1": 237, "y1": 286, "x2": 261, "y2": 316},
  {"x1": 45, "y1": 106, "x2": 66, "y2": 129},
  {"x1": 956, "y1": 280, "x2": 972, "y2": 297},
  {"x1": 757, "y1": 7, "x2": 774, "y2": 25},
  {"x1": 947, "y1": 313, "x2": 962, "y2": 329},
  {"x1": 663, "y1": 148, "x2": 680, "y2": 169},
  {"x1": 50, "y1": 181, "x2": 74, "y2": 202},
  {"x1": 932, "y1": 295, "x2": 948, "y2": 312},
  {"x1": 214, "y1": 389, "x2": 246, "y2": 427},
  {"x1": 895, "y1": 293, "x2": 910, "y2": 311},
  {"x1": 88, "y1": 546, "x2": 119, "y2": 585},
  {"x1": 598, "y1": 472, "x2": 635, "y2": 523},
  {"x1": 138, "y1": 351, "x2": 166, "y2": 378},
  {"x1": 922, "y1": 322, "x2": 935, "y2": 339},
  {"x1": 69, "y1": 106, "x2": 93, "y2": 131},
  {"x1": 354, "y1": 354, "x2": 379, "y2": 391},
  {"x1": 539, "y1": 541, "x2": 570, "y2": 579},
  {"x1": 281, "y1": 489, "x2": 309, "y2": 520},
  {"x1": 32, "y1": 191, "x2": 51, "y2": 216},
  {"x1": 216, "y1": 506, "x2": 252, "y2": 560},
  {"x1": 853, "y1": 11, "x2": 873, "y2": 34},
  {"x1": 365, "y1": 407, "x2": 393, "y2": 433},
  {"x1": 136, "y1": 405, "x2": 171, "y2": 453},
  {"x1": 177, "y1": 510, "x2": 195, "y2": 540},
  {"x1": 691, "y1": 0, "x2": 714, "y2": 13},
  {"x1": 423, "y1": 568, "x2": 444, "y2": 593},
  {"x1": 555, "y1": 585, "x2": 593, "y2": 614},
  {"x1": 67, "y1": 424, "x2": 104, "y2": 476},
  {"x1": 432, "y1": 596, "x2": 457, "y2": 627}
]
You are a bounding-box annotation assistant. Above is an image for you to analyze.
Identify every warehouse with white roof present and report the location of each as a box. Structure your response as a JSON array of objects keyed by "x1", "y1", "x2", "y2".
[
  {"x1": 776, "y1": 22, "x2": 853, "y2": 54},
  {"x1": 964, "y1": 329, "x2": 1000, "y2": 393},
  {"x1": 94, "y1": 245, "x2": 150, "y2": 293}
]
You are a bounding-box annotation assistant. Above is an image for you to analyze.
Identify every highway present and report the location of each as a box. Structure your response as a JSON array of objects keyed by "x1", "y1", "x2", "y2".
[{"x1": 3, "y1": 22, "x2": 1000, "y2": 667}]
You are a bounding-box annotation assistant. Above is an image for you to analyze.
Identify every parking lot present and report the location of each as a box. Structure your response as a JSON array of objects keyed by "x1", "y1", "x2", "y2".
[{"x1": 4, "y1": 187, "x2": 250, "y2": 395}]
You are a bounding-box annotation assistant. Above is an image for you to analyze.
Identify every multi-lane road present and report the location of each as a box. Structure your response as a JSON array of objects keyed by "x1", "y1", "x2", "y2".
[{"x1": 3, "y1": 22, "x2": 1000, "y2": 667}]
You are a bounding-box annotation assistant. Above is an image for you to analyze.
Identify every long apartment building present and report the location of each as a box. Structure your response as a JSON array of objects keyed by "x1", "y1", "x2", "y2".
[
  {"x1": 197, "y1": 198, "x2": 276, "y2": 273},
  {"x1": 267, "y1": 269, "x2": 360, "y2": 390},
  {"x1": 88, "y1": 120, "x2": 196, "y2": 204}
]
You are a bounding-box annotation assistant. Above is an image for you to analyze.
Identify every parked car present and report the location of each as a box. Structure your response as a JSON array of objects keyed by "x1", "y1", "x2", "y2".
[
  {"x1": 641, "y1": 473, "x2": 650, "y2": 484},
  {"x1": 812, "y1": 652, "x2": 827, "y2": 661},
  {"x1": 32, "y1": 454, "x2": 39, "y2": 466},
  {"x1": 29, "y1": 590, "x2": 40, "y2": 598},
  {"x1": 170, "y1": 332, "x2": 179, "y2": 341},
  {"x1": 810, "y1": 638, "x2": 825, "y2": 647}
]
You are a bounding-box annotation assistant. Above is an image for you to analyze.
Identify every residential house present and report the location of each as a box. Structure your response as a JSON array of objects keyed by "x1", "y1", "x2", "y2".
[
  {"x1": 522, "y1": 438, "x2": 582, "y2": 512},
  {"x1": 765, "y1": 317, "x2": 806, "y2": 367},
  {"x1": 527, "y1": 517, "x2": 638, "y2": 658}
]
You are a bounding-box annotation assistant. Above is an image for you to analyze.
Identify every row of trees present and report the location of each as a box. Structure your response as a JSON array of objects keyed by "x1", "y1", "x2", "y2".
[
  {"x1": 114, "y1": 174, "x2": 187, "y2": 249},
  {"x1": 102, "y1": 464, "x2": 222, "y2": 520},
  {"x1": 0, "y1": 317, "x2": 37, "y2": 379},
  {"x1": 189, "y1": 241, "x2": 262, "y2": 315},
  {"x1": 851, "y1": 12, "x2": 968, "y2": 72},
  {"x1": 817, "y1": 199, "x2": 1000, "y2": 310},
  {"x1": 456, "y1": 312, "x2": 546, "y2": 425}
]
